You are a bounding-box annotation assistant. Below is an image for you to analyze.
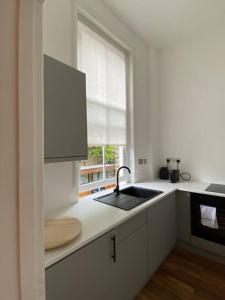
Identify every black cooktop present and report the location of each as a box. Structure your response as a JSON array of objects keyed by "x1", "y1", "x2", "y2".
[{"x1": 205, "y1": 184, "x2": 225, "y2": 194}]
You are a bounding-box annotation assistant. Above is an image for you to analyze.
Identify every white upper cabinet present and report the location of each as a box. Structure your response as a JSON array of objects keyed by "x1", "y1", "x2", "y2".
[{"x1": 44, "y1": 55, "x2": 88, "y2": 162}]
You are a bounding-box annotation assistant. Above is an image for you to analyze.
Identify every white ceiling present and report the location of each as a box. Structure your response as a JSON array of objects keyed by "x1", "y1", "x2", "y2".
[{"x1": 101, "y1": 0, "x2": 225, "y2": 48}]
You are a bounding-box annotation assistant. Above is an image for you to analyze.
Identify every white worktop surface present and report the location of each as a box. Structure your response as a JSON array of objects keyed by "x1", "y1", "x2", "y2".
[{"x1": 45, "y1": 180, "x2": 225, "y2": 268}]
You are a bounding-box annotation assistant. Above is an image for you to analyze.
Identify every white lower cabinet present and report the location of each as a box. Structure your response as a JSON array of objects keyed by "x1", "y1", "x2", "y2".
[
  {"x1": 46, "y1": 211, "x2": 148, "y2": 300},
  {"x1": 176, "y1": 191, "x2": 191, "y2": 243},
  {"x1": 46, "y1": 194, "x2": 177, "y2": 300},
  {"x1": 115, "y1": 224, "x2": 148, "y2": 300},
  {"x1": 46, "y1": 229, "x2": 116, "y2": 300},
  {"x1": 147, "y1": 193, "x2": 177, "y2": 277}
]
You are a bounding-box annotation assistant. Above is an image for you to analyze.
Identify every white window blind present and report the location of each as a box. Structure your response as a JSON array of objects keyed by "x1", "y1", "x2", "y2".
[{"x1": 78, "y1": 20, "x2": 127, "y2": 146}]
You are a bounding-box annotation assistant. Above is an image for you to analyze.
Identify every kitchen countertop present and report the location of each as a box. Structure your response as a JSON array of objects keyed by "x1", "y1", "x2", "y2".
[{"x1": 45, "y1": 180, "x2": 225, "y2": 268}]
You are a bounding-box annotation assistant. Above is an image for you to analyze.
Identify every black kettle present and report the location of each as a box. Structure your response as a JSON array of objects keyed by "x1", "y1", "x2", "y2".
[
  {"x1": 159, "y1": 167, "x2": 169, "y2": 180},
  {"x1": 159, "y1": 159, "x2": 170, "y2": 180}
]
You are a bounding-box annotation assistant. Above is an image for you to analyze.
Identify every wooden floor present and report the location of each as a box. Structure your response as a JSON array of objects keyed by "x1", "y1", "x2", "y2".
[{"x1": 136, "y1": 247, "x2": 225, "y2": 300}]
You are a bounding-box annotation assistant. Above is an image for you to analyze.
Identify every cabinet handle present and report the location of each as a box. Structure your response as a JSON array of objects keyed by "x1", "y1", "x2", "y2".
[{"x1": 111, "y1": 235, "x2": 116, "y2": 263}]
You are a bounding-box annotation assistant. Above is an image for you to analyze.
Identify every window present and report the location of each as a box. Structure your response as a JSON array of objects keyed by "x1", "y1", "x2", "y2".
[{"x1": 78, "y1": 17, "x2": 129, "y2": 197}]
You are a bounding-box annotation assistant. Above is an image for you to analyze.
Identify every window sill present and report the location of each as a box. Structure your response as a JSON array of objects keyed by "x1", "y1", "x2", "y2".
[{"x1": 79, "y1": 182, "x2": 129, "y2": 202}]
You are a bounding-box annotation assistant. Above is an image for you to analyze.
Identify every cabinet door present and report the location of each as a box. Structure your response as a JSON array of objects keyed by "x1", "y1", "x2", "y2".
[
  {"x1": 46, "y1": 230, "x2": 116, "y2": 300},
  {"x1": 115, "y1": 225, "x2": 148, "y2": 300},
  {"x1": 114, "y1": 211, "x2": 148, "y2": 300},
  {"x1": 147, "y1": 193, "x2": 177, "y2": 277},
  {"x1": 44, "y1": 55, "x2": 87, "y2": 162},
  {"x1": 176, "y1": 191, "x2": 191, "y2": 243}
]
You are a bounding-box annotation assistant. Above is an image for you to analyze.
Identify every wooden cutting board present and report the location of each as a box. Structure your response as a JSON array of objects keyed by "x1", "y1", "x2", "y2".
[{"x1": 45, "y1": 217, "x2": 82, "y2": 250}]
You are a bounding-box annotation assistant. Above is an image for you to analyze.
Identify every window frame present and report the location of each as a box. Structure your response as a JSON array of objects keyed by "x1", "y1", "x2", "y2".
[
  {"x1": 77, "y1": 14, "x2": 132, "y2": 195},
  {"x1": 79, "y1": 145, "x2": 127, "y2": 193}
]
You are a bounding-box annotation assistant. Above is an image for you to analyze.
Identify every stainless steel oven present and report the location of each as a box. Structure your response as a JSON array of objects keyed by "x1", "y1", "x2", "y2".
[{"x1": 191, "y1": 193, "x2": 225, "y2": 246}]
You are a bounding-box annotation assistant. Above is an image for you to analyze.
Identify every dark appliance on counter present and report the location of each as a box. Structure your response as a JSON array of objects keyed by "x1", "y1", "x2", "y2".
[
  {"x1": 170, "y1": 169, "x2": 180, "y2": 183},
  {"x1": 159, "y1": 167, "x2": 169, "y2": 180},
  {"x1": 159, "y1": 158, "x2": 191, "y2": 183},
  {"x1": 159, "y1": 159, "x2": 170, "y2": 180},
  {"x1": 191, "y1": 193, "x2": 225, "y2": 246},
  {"x1": 169, "y1": 159, "x2": 180, "y2": 183}
]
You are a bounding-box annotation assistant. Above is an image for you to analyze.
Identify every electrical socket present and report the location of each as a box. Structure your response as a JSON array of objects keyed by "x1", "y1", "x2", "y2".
[
  {"x1": 138, "y1": 158, "x2": 148, "y2": 165},
  {"x1": 138, "y1": 158, "x2": 144, "y2": 165}
]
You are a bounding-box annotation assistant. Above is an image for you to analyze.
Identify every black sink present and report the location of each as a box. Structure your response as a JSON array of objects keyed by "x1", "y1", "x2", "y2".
[
  {"x1": 120, "y1": 186, "x2": 162, "y2": 198},
  {"x1": 94, "y1": 186, "x2": 163, "y2": 211}
]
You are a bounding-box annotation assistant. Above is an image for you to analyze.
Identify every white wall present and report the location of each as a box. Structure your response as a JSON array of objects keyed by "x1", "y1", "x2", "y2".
[
  {"x1": 43, "y1": 0, "x2": 77, "y2": 66},
  {"x1": 1, "y1": 2, "x2": 45, "y2": 299},
  {"x1": 0, "y1": 1, "x2": 20, "y2": 299},
  {"x1": 43, "y1": 0, "x2": 79, "y2": 212},
  {"x1": 159, "y1": 31, "x2": 225, "y2": 182},
  {"x1": 43, "y1": 0, "x2": 157, "y2": 212},
  {"x1": 148, "y1": 47, "x2": 160, "y2": 178}
]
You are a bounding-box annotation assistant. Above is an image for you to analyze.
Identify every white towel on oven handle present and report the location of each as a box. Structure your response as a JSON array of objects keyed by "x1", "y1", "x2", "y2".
[{"x1": 200, "y1": 205, "x2": 219, "y2": 229}]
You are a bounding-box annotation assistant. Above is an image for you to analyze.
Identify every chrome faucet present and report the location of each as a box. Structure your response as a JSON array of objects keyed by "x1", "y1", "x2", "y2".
[{"x1": 114, "y1": 166, "x2": 131, "y2": 195}]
